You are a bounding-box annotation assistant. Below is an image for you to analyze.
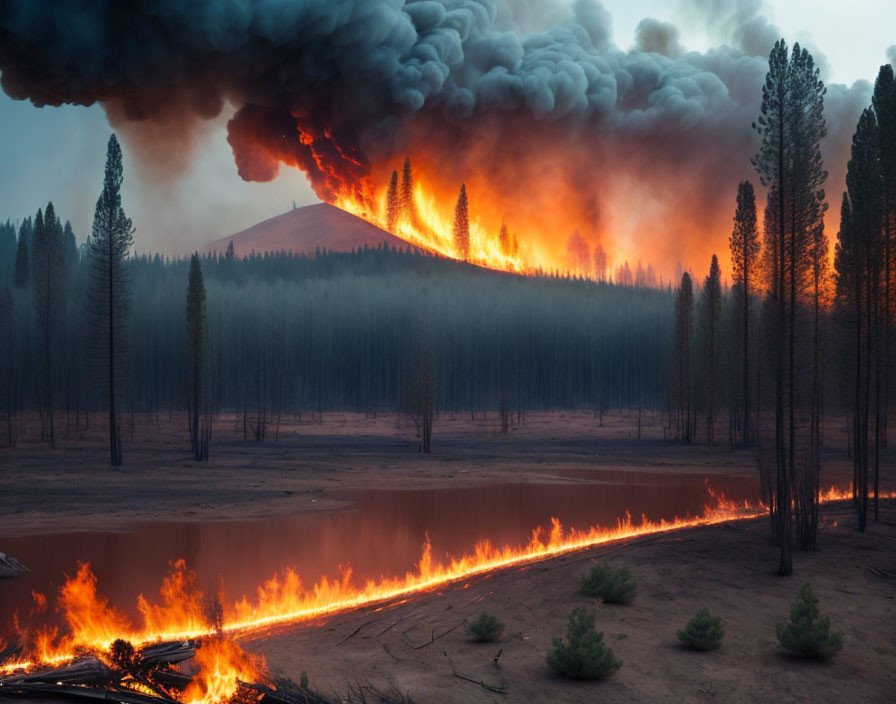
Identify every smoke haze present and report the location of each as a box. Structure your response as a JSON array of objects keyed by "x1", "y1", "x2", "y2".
[{"x1": 0, "y1": 0, "x2": 883, "y2": 276}]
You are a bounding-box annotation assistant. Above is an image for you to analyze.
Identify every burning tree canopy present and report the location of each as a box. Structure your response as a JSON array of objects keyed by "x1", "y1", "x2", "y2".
[{"x1": 0, "y1": 0, "x2": 873, "y2": 278}]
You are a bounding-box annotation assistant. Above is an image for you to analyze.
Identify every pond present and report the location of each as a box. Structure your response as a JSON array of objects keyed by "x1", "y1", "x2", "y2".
[{"x1": 0, "y1": 470, "x2": 758, "y2": 639}]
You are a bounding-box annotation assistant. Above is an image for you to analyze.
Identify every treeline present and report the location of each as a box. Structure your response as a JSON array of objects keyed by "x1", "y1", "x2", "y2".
[{"x1": 667, "y1": 47, "x2": 895, "y2": 573}]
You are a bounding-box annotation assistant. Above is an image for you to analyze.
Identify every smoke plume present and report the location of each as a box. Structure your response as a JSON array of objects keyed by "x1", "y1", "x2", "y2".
[{"x1": 0, "y1": 0, "x2": 876, "y2": 276}]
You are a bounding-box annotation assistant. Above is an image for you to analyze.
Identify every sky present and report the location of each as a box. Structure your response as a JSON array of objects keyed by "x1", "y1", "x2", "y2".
[{"x1": 0, "y1": 0, "x2": 894, "y2": 255}]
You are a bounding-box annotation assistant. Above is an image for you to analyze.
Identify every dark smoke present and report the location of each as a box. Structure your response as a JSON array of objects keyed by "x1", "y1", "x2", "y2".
[{"x1": 0, "y1": 0, "x2": 875, "y2": 274}]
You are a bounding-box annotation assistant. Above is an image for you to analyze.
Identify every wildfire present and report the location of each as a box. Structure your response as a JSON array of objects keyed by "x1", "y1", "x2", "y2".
[
  {"x1": 1, "y1": 485, "x2": 891, "y2": 704},
  {"x1": 336, "y1": 181, "x2": 528, "y2": 274}
]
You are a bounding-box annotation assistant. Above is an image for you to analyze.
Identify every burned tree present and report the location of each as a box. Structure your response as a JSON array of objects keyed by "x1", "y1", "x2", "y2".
[
  {"x1": 186, "y1": 254, "x2": 208, "y2": 461},
  {"x1": 453, "y1": 184, "x2": 470, "y2": 261},
  {"x1": 86, "y1": 134, "x2": 134, "y2": 467},
  {"x1": 729, "y1": 181, "x2": 761, "y2": 445}
]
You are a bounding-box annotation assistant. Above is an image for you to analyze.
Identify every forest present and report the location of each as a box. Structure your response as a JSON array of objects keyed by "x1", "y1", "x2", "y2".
[{"x1": 0, "y1": 47, "x2": 894, "y2": 571}]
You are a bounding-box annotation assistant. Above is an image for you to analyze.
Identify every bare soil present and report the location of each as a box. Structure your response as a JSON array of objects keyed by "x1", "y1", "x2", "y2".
[
  {"x1": 1, "y1": 410, "x2": 892, "y2": 703},
  {"x1": 246, "y1": 502, "x2": 896, "y2": 704}
]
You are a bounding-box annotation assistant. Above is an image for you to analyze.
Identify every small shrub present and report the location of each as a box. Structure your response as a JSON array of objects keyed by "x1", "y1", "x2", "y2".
[
  {"x1": 467, "y1": 612, "x2": 505, "y2": 642},
  {"x1": 677, "y1": 608, "x2": 724, "y2": 651},
  {"x1": 546, "y1": 607, "x2": 622, "y2": 680},
  {"x1": 776, "y1": 584, "x2": 843, "y2": 660},
  {"x1": 580, "y1": 564, "x2": 636, "y2": 605}
]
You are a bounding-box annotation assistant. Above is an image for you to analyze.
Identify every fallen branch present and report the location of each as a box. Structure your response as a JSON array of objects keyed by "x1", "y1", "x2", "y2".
[
  {"x1": 400, "y1": 621, "x2": 464, "y2": 650},
  {"x1": 441, "y1": 650, "x2": 506, "y2": 695}
]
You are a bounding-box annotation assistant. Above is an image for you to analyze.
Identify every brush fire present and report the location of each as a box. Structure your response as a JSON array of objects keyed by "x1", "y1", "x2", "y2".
[{"x1": 1, "y1": 485, "x2": 885, "y2": 704}]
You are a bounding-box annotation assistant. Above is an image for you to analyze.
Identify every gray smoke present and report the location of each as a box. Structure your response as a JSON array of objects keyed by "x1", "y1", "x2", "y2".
[{"x1": 0, "y1": 0, "x2": 875, "y2": 272}]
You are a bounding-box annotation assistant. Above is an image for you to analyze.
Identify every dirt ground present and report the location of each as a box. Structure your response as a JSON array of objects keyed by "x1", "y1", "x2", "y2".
[
  {"x1": 0, "y1": 410, "x2": 866, "y2": 536},
  {"x1": 246, "y1": 502, "x2": 896, "y2": 704},
  {"x1": 1, "y1": 410, "x2": 893, "y2": 703}
]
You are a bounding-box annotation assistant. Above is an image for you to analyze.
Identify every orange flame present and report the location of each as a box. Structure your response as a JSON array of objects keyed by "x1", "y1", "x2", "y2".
[{"x1": 2, "y1": 485, "x2": 892, "y2": 702}]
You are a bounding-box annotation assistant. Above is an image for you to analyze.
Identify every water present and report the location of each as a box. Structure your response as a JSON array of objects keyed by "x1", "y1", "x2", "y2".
[{"x1": 0, "y1": 471, "x2": 757, "y2": 639}]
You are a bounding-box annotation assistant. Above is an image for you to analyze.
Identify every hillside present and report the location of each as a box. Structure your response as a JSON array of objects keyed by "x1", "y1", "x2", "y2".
[{"x1": 206, "y1": 202, "x2": 409, "y2": 256}]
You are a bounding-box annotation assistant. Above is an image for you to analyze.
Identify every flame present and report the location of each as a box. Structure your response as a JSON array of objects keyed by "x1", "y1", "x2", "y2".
[
  {"x1": 182, "y1": 637, "x2": 267, "y2": 704},
  {"x1": 336, "y1": 181, "x2": 528, "y2": 274},
  {"x1": 2, "y1": 484, "x2": 892, "y2": 703}
]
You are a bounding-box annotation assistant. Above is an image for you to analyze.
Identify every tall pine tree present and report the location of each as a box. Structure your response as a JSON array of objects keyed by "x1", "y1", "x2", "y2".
[
  {"x1": 86, "y1": 134, "x2": 134, "y2": 467},
  {"x1": 186, "y1": 253, "x2": 208, "y2": 461},
  {"x1": 729, "y1": 181, "x2": 760, "y2": 445},
  {"x1": 32, "y1": 203, "x2": 67, "y2": 446},
  {"x1": 453, "y1": 184, "x2": 470, "y2": 261}
]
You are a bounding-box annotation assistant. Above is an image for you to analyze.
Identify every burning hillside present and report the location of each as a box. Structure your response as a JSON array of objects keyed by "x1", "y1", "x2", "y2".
[{"x1": 0, "y1": 1, "x2": 872, "y2": 280}]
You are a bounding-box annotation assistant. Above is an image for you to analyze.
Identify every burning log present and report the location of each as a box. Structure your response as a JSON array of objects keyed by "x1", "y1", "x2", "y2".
[
  {"x1": 3, "y1": 656, "x2": 111, "y2": 686},
  {"x1": 0, "y1": 554, "x2": 28, "y2": 579}
]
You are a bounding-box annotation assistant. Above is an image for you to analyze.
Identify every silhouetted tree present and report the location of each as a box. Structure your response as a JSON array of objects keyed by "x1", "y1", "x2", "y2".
[
  {"x1": 729, "y1": 181, "x2": 760, "y2": 445},
  {"x1": 32, "y1": 203, "x2": 67, "y2": 446},
  {"x1": 872, "y1": 65, "x2": 895, "y2": 451},
  {"x1": 593, "y1": 243, "x2": 608, "y2": 282},
  {"x1": 566, "y1": 230, "x2": 590, "y2": 275},
  {"x1": 385, "y1": 169, "x2": 400, "y2": 232},
  {"x1": 836, "y1": 108, "x2": 883, "y2": 532},
  {"x1": 499, "y1": 223, "x2": 510, "y2": 256},
  {"x1": 453, "y1": 184, "x2": 470, "y2": 261},
  {"x1": 0, "y1": 286, "x2": 12, "y2": 446},
  {"x1": 13, "y1": 221, "x2": 30, "y2": 290},
  {"x1": 754, "y1": 41, "x2": 828, "y2": 566},
  {"x1": 186, "y1": 253, "x2": 208, "y2": 460},
  {"x1": 400, "y1": 156, "x2": 417, "y2": 226},
  {"x1": 674, "y1": 272, "x2": 694, "y2": 441},
  {"x1": 703, "y1": 255, "x2": 722, "y2": 445},
  {"x1": 86, "y1": 134, "x2": 134, "y2": 467},
  {"x1": 63, "y1": 220, "x2": 78, "y2": 271}
]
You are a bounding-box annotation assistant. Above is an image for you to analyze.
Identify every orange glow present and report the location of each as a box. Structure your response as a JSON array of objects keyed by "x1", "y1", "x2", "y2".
[{"x1": 2, "y1": 485, "x2": 892, "y2": 702}]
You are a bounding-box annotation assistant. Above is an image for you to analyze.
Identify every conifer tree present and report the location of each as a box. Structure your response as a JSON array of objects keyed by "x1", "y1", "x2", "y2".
[
  {"x1": 453, "y1": 184, "x2": 470, "y2": 261},
  {"x1": 385, "y1": 169, "x2": 400, "y2": 232},
  {"x1": 13, "y1": 221, "x2": 30, "y2": 290},
  {"x1": 703, "y1": 255, "x2": 722, "y2": 445},
  {"x1": 399, "y1": 156, "x2": 417, "y2": 226},
  {"x1": 186, "y1": 253, "x2": 208, "y2": 461},
  {"x1": 836, "y1": 108, "x2": 883, "y2": 532},
  {"x1": 499, "y1": 223, "x2": 510, "y2": 256},
  {"x1": 0, "y1": 286, "x2": 12, "y2": 446},
  {"x1": 32, "y1": 203, "x2": 67, "y2": 446},
  {"x1": 753, "y1": 40, "x2": 828, "y2": 569},
  {"x1": 63, "y1": 221, "x2": 78, "y2": 271},
  {"x1": 871, "y1": 65, "x2": 895, "y2": 454},
  {"x1": 674, "y1": 272, "x2": 694, "y2": 441},
  {"x1": 729, "y1": 181, "x2": 760, "y2": 445},
  {"x1": 86, "y1": 134, "x2": 134, "y2": 467},
  {"x1": 593, "y1": 243, "x2": 608, "y2": 282},
  {"x1": 0, "y1": 221, "x2": 15, "y2": 280}
]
